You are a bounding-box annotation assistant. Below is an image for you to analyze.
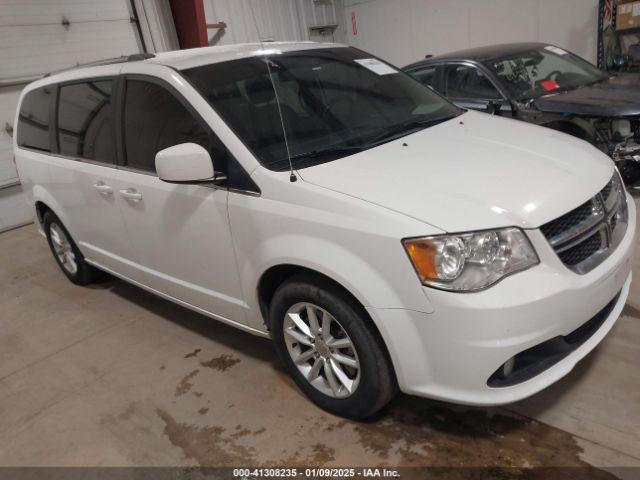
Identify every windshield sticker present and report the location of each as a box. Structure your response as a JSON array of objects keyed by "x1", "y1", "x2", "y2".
[
  {"x1": 544, "y1": 46, "x2": 568, "y2": 56},
  {"x1": 540, "y1": 79, "x2": 560, "y2": 91},
  {"x1": 354, "y1": 58, "x2": 398, "y2": 75}
]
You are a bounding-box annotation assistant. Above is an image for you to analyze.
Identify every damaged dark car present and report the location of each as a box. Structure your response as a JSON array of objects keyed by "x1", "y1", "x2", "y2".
[{"x1": 403, "y1": 42, "x2": 640, "y2": 185}]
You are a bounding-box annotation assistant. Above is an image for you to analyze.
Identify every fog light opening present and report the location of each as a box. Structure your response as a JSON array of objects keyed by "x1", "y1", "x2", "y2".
[{"x1": 503, "y1": 357, "x2": 515, "y2": 377}]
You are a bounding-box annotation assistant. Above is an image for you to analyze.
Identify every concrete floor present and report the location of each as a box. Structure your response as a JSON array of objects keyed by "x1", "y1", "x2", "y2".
[{"x1": 1, "y1": 202, "x2": 640, "y2": 478}]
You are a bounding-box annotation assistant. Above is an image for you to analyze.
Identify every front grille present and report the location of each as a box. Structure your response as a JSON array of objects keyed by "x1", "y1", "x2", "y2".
[
  {"x1": 541, "y1": 173, "x2": 628, "y2": 274},
  {"x1": 540, "y1": 201, "x2": 594, "y2": 241},
  {"x1": 557, "y1": 230, "x2": 604, "y2": 266}
]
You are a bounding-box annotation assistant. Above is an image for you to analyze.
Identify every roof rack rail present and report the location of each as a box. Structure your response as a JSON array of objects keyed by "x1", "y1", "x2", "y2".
[
  {"x1": 43, "y1": 53, "x2": 156, "y2": 77},
  {"x1": 126, "y1": 53, "x2": 156, "y2": 62}
]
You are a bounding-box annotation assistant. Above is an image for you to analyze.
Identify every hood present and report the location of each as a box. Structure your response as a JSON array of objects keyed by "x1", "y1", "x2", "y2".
[
  {"x1": 533, "y1": 73, "x2": 640, "y2": 117},
  {"x1": 298, "y1": 111, "x2": 613, "y2": 233}
]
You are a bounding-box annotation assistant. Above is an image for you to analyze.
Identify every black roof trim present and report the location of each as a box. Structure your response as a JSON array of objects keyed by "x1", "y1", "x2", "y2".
[{"x1": 403, "y1": 42, "x2": 552, "y2": 70}]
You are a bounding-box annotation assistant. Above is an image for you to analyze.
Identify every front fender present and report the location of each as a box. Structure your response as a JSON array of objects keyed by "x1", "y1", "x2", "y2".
[{"x1": 244, "y1": 233, "x2": 435, "y2": 329}]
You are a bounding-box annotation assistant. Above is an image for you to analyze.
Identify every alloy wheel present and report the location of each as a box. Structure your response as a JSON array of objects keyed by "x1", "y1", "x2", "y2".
[
  {"x1": 283, "y1": 302, "x2": 360, "y2": 398},
  {"x1": 49, "y1": 223, "x2": 78, "y2": 275}
]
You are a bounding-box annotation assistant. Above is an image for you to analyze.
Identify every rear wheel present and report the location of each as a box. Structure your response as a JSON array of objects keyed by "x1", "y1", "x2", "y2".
[
  {"x1": 270, "y1": 273, "x2": 397, "y2": 419},
  {"x1": 43, "y1": 212, "x2": 98, "y2": 285}
]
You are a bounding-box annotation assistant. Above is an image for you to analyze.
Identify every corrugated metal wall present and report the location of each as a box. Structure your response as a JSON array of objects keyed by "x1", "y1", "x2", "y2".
[
  {"x1": 202, "y1": 0, "x2": 345, "y2": 46},
  {"x1": 343, "y1": 0, "x2": 598, "y2": 67}
]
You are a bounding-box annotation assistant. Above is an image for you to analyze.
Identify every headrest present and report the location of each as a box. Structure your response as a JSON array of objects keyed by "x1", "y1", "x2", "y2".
[{"x1": 245, "y1": 75, "x2": 275, "y2": 105}]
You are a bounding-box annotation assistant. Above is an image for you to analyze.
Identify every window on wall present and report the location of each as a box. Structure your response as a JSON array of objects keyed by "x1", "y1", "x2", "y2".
[
  {"x1": 123, "y1": 80, "x2": 211, "y2": 173},
  {"x1": 57, "y1": 80, "x2": 115, "y2": 163},
  {"x1": 17, "y1": 87, "x2": 52, "y2": 152},
  {"x1": 445, "y1": 64, "x2": 501, "y2": 100}
]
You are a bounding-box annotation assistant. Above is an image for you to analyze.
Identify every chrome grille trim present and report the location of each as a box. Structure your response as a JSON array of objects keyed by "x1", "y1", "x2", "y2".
[
  {"x1": 540, "y1": 173, "x2": 628, "y2": 274},
  {"x1": 543, "y1": 199, "x2": 603, "y2": 248}
]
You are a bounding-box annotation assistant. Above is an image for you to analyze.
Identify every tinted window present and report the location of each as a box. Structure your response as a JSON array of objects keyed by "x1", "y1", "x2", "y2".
[
  {"x1": 57, "y1": 80, "x2": 115, "y2": 163},
  {"x1": 123, "y1": 80, "x2": 210, "y2": 173},
  {"x1": 411, "y1": 66, "x2": 438, "y2": 89},
  {"x1": 17, "y1": 87, "x2": 52, "y2": 152},
  {"x1": 445, "y1": 64, "x2": 501, "y2": 99},
  {"x1": 183, "y1": 47, "x2": 460, "y2": 171}
]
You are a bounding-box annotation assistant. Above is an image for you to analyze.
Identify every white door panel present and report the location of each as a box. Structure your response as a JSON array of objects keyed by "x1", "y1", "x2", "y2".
[
  {"x1": 116, "y1": 173, "x2": 247, "y2": 323},
  {"x1": 46, "y1": 158, "x2": 143, "y2": 282}
]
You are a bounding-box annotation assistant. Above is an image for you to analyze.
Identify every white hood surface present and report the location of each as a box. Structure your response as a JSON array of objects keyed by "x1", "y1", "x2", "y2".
[{"x1": 299, "y1": 111, "x2": 614, "y2": 233}]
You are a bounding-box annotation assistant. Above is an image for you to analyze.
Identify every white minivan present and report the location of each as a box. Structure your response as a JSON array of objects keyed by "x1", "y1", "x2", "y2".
[{"x1": 14, "y1": 42, "x2": 636, "y2": 418}]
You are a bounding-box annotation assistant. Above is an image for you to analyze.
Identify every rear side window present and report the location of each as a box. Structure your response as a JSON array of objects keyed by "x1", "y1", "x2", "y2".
[
  {"x1": 57, "y1": 80, "x2": 115, "y2": 164},
  {"x1": 444, "y1": 64, "x2": 501, "y2": 100},
  {"x1": 17, "y1": 87, "x2": 52, "y2": 152},
  {"x1": 411, "y1": 66, "x2": 437, "y2": 88},
  {"x1": 123, "y1": 80, "x2": 210, "y2": 173}
]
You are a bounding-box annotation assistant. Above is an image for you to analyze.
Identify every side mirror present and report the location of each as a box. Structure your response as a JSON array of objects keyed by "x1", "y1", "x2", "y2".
[{"x1": 155, "y1": 143, "x2": 218, "y2": 184}]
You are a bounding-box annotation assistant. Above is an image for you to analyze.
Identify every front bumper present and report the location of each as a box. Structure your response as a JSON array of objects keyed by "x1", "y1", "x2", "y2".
[{"x1": 368, "y1": 195, "x2": 636, "y2": 406}]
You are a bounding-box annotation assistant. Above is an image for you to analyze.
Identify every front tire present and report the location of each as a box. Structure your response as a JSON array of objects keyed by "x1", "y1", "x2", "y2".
[
  {"x1": 270, "y1": 273, "x2": 397, "y2": 419},
  {"x1": 43, "y1": 212, "x2": 98, "y2": 285}
]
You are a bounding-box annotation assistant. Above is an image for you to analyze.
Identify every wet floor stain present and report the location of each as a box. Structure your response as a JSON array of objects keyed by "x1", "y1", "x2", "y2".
[
  {"x1": 156, "y1": 408, "x2": 336, "y2": 467},
  {"x1": 230, "y1": 425, "x2": 252, "y2": 439},
  {"x1": 156, "y1": 408, "x2": 256, "y2": 465},
  {"x1": 175, "y1": 369, "x2": 199, "y2": 397},
  {"x1": 348, "y1": 397, "x2": 618, "y2": 478},
  {"x1": 184, "y1": 348, "x2": 201, "y2": 359},
  {"x1": 308, "y1": 443, "x2": 335, "y2": 464},
  {"x1": 157, "y1": 397, "x2": 615, "y2": 480},
  {"x1": 622, "y1": 302, "x2": 640, "y2": 319},
  {"x1": 155, "y1": 395, "x2": 617, "y2": 478},
  {"x1": 200, "y1": 354, "x2": 240, "y2": 372}
]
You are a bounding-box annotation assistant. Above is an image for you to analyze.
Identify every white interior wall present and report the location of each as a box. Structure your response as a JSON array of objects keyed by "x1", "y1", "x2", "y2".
[
  {"x1": 344, "y1": 0, "x2": 599, "y2": 67},
  {"x1": 202, "y1": 0, "x2": 345, "y2": 46}
]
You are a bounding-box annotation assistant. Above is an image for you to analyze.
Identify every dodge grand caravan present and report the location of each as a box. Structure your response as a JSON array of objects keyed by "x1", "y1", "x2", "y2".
[{"x1": 14, "y1": 42, "x2": 636, "y2": 418}]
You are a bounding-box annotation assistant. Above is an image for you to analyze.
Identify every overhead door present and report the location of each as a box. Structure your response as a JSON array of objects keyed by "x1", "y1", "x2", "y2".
[{"x1": 0, "y1": 0, "x2": 143, "y2": 232}]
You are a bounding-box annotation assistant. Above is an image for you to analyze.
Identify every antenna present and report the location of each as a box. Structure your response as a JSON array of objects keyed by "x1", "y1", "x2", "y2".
[{"x1": 248, "y1": 3, "x2": 297, "y2": 182}]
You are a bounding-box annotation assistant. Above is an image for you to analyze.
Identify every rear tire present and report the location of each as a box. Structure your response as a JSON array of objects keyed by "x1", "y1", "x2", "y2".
[
  {"x1": 43, "y1": 212, "x2": 98, "y2": 285},
  {"x1": 270, "y1": 273, "x2": 397, "y2": 419}
]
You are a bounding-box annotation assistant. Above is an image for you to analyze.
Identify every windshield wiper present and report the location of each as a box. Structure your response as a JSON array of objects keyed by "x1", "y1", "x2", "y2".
[
  {"x1": 363, "y1": 115, "x2": 457, "y2": 147},
  {"x1": 270, "y1": 145, "x2": 365, "y2": 170},
  {"x1": 268, "y1": 115, "x2": 457, "y2": 170}
]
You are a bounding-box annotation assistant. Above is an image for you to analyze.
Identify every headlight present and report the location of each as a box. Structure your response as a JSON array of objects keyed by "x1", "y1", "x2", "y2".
[{"x1": 403, "y1": 227, "x2": 538, "y2": 292}]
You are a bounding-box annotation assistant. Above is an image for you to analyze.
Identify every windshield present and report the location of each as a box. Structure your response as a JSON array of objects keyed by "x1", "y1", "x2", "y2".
[
  {"x1": 485, "y1": 46, "x2": 608, "y2": 101},
  {"x1": 182, "y1": 47, "x2": 461, "y2": 171}
]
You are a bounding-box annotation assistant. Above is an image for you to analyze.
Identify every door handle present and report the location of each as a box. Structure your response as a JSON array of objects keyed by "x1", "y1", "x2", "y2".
[
  {"x1": 119, "y1": 188, "x2": 143, "y2": 201},
  {"x1": 93, "y1": 182, "x2": 113, "y2": 195}
]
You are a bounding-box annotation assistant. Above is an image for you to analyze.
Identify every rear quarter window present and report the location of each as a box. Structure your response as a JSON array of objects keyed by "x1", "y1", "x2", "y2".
[{"x1": 17, "y1": 86, "x2": 53, "y2": 152}]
